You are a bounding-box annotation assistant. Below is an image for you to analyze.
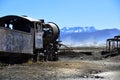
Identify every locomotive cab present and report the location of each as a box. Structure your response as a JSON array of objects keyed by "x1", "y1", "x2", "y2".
[{"x1": 0, "y1": 15, "x2": 35, "y2": 63}]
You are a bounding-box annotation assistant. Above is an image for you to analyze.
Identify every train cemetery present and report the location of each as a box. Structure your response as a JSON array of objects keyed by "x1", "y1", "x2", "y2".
[{"x1": 0, "y1": 15, "x2": 120, "y2": 80}]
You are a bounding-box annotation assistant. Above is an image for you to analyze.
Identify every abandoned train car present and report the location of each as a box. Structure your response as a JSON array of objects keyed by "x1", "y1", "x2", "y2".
[
  {"x1": 0, "y1": 15, "x2": 60, "y2": 62},
  {"x1": 101, "y1": 35, "x2": 120, "y2": 58}
]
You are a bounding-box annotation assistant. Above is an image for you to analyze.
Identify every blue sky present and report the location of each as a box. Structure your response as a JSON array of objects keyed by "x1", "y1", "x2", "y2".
[{"x1": 0, "y1": 0, "x2": 120, "y2": 29}]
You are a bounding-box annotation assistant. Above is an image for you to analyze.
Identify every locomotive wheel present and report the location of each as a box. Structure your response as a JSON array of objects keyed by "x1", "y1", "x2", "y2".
[
  {"x1": 33, "y1": 54, "x2": 37, "y2": 62},
  {"x1": 33, "y1": 51, "x2": 46, "y2": 62},
  {"x1": 52, "y1": 54, "x2": 58, "y2": 61},
  {"x1": 47, "y1": 53, "x2": 53, "y2": 61}
]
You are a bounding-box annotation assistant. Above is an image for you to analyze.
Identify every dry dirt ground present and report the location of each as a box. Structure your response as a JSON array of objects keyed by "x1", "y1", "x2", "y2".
[{"x1": 0, "y1": 48, "x2": 120, "y2": 80}]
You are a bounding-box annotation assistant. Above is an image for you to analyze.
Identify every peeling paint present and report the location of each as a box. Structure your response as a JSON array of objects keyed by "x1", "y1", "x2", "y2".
[{"x1": 0, "y1": 28, "x2": 33, "y2": 54}]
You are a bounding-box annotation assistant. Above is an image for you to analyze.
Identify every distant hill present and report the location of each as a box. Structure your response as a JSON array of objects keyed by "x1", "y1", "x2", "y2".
[{"x1": 60, "y1": 27, "x2": 120, "y2": 47}]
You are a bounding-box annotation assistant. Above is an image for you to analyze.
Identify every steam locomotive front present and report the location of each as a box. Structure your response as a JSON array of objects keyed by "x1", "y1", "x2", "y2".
[
  {"x1": 43, "y1": 22, "x2": 60, "y2": 45},
  {"x1": 37, "y1": 22, "x2": 60, "y2": 61}
]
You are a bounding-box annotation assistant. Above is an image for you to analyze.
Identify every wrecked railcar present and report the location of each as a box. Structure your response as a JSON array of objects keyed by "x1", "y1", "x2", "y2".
[
  {"x1": 0, "y1": 15, "x2": 60, "y2": 62},
  {"x1": 101, "y1": 35, "x2": 120, "y2": 58}
]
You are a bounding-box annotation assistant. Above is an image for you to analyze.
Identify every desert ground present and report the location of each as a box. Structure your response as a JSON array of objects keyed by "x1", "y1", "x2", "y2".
[{"x1": 0, "y1": 47, "x2": 120, "y2": 80}]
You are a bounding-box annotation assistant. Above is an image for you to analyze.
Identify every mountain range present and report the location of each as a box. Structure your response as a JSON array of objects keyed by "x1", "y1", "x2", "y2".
[
  {"x1": 61, "y1": 26, "x2": 97, "y2": 33},
  {"x1": 60, "y1": 26, "x2": 120, "y2": 47}
]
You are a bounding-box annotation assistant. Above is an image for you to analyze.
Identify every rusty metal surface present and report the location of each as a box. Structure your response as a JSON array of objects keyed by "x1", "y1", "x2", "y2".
[
  {"x1": 35, "y1": 32, "x2": 43, "y2": 49},
  {"x1": 45, "y1": 22, "x2": 60, "y2": 40},
  {"x1": 0, "y1": 27, "x2": 33, "y2": 54}
]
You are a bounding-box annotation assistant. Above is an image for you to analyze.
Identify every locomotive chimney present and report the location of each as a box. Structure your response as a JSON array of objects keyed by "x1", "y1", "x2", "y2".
[{"x1": 39, "y1": 19, "x2": 44, "y2": 23}]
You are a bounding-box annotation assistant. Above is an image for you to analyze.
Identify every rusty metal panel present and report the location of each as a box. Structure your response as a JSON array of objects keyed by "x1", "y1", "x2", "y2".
[
  {"x1": 35, "y1": 32, "x2": 43, "y2": 49},
  {"x1": 0, "y1": 28, "x2": 33, "y2": 54}
]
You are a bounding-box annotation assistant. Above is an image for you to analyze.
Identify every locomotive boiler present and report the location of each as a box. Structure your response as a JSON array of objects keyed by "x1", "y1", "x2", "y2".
[{"x1": 0, "y1": 15, "x2": 60, "y2": 63}]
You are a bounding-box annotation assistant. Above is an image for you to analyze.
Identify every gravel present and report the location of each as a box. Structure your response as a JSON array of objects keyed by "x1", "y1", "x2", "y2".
[{"x1": 0, "y1": 49, "x2": 120, "y2": 80}]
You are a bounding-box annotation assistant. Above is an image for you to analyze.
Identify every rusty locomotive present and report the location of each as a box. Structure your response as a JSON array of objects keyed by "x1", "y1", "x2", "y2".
[{"x1": 0, "y1": 15, "x2": 60, "y2": 63}]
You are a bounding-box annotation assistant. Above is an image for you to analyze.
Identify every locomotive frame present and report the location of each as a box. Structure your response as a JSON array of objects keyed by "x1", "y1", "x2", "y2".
[{"x1": 0, "y1": 15, "x2": 60, "y2": 63}]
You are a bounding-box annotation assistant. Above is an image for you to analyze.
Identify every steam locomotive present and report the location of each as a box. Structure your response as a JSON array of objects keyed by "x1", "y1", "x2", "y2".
[{"x1": 0, "y1": 15, "x2": 60, "y2": 63}]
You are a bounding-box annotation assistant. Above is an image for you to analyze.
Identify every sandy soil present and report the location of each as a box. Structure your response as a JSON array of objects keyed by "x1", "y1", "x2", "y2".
[{"x1": 0, "y1": 49, "x2": 120, "y2": 80}]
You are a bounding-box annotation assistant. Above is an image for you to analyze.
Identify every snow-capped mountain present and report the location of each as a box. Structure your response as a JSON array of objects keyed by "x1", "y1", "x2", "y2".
[
  {"x1": 60, "y1": 27, "x2": 120, "y2": 47},
  {"x1": 61, "y1": 26, "x2": 97, "y2": 33}
]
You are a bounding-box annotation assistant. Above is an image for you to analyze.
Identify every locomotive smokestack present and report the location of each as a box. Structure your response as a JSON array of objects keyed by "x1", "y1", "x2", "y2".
[{"x1": 39, "y1": 19, "x2": 44, "y2": 23}]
